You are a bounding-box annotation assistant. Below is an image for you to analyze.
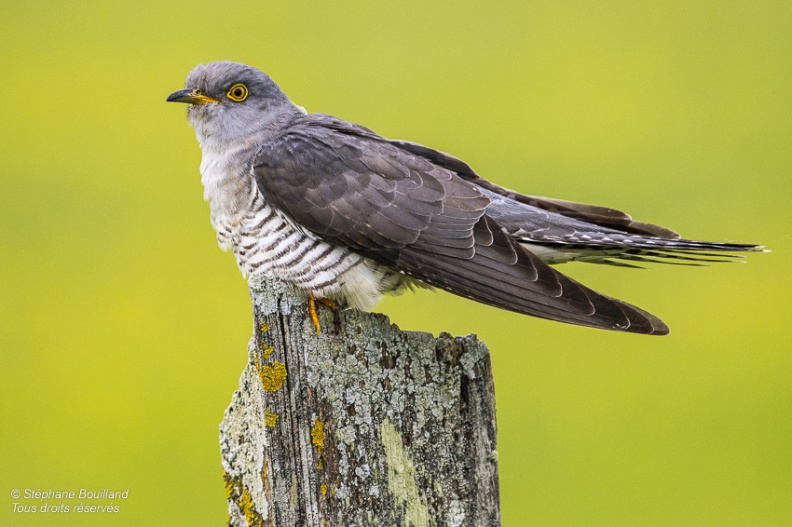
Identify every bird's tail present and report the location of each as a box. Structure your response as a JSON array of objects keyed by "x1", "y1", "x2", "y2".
[{"x1": 522, "y1": 235, "x2": 766, "y2": 268}]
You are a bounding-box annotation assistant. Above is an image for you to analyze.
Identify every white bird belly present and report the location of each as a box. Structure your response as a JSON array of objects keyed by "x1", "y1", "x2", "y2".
[{"x1": 200, "y1": 146, "x2": 408, "y2": 310}]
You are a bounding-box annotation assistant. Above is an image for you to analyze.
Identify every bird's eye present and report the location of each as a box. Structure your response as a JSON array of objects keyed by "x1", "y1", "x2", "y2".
[{"x1": 227, "y1": 83, "x2": 249, "y2": 102}]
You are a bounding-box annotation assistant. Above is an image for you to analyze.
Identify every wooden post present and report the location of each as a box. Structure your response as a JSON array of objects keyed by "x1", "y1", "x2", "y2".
[{"x1": 220, "y1": 277, "x2": 501, "y2": 527}]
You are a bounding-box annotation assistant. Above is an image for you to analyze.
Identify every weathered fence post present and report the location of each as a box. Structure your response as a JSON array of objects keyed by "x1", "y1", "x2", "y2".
[{"x1": 220, "y1": 276, "x2": 501, "y2": 526}]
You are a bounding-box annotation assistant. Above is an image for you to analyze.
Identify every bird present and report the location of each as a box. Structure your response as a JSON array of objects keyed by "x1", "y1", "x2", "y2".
[{"x1": 167, "y1": 61, "x2": 763, "y2": 336}]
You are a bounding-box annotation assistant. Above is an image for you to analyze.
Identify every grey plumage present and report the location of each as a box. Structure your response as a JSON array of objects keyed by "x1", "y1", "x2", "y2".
[{"x1": 167, "y1": 61, "x2": 763, "y2": 335}]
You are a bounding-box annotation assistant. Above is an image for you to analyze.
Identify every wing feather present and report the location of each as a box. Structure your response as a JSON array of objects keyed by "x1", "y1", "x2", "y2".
[{"x1": 389, "y1": 139, "x2": 681, "y2": 238}]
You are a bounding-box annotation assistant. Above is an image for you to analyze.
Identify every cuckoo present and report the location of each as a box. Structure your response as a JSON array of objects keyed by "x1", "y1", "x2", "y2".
[{"x1": 167, "y1": 61, "x2": 763, "y2": 335}]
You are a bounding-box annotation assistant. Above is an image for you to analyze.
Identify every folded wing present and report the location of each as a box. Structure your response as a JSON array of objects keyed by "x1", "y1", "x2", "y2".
[{"x1": 253, "y1": 115, "x2": 670, "y2": 334}]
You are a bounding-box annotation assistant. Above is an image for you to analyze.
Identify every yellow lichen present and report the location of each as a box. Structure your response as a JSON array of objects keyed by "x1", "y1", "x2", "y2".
[
  {"x1": 260, "y1": 322, "x2": 269, "y2": 333},
  {"x1": 320, "y1": 483, "x2": 328, "y2": 496},
  {"x1": 311, "y1": 419, "x2": 325, "y2": 469},
  {"x1": 259, "y1": 361, "x2": 287, "y2": 392},
  {"x1": 238, "y1": 488, "x2": 258, "y2": 525},
  {"x1": 262, "y1": 344, "x2": 275, "y2": 359},
  {"x1": 223, "y1": 471, "x2": 264, "y2": 527},
  {"x1": 223, "y1": 470, "x2": 235, "y2": 501},
  {"x1": 264, "y1": 409, "x2": 279, "y2": 428}
]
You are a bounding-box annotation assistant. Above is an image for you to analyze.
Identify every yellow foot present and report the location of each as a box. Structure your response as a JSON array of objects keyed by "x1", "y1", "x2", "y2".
[{"x1": 307, "y1": 295, "x2": 337, "y2": 334}]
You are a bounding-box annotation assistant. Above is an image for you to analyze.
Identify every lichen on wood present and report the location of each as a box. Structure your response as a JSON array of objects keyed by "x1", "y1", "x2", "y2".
[{"x1": 220, "y1": 276, "x2": 501, "y2": 526}]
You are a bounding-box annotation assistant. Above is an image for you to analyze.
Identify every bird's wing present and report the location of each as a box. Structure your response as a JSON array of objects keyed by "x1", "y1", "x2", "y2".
[
  {"x1": 253, "y1": 115, "x2": 668, "y2": 334},
  {"x1": 391, "y1": 139, "x2": 763, "y2": 258},
  {"x1": 389, "y1": 139, "x2": 680, "y2": 238}
]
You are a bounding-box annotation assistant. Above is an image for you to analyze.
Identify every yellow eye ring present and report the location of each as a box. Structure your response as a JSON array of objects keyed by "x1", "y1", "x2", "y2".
[{"x1": 227, "y1": 83, "x2": 249, "y2": 102}]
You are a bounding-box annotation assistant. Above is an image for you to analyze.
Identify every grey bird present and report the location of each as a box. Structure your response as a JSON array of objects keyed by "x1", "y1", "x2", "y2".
[{"x1": 167, "y1": 61, "x2": 762, "y2": 335}]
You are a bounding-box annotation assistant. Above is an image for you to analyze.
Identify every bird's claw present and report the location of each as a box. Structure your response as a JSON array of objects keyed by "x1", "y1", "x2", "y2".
[{"x1": 308, "y1": 294, "x2": 337, "y2": 334}]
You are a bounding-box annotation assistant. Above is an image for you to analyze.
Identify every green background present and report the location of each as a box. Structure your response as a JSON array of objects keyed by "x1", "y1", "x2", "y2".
[{"x1": 2, "y1": 1, "x2": 790, "y2": 525}]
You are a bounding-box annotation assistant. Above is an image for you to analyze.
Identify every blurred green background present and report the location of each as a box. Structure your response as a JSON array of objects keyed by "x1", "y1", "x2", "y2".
[{"x1": 2, "y1": 1, "x2": 790, "y2": 525}]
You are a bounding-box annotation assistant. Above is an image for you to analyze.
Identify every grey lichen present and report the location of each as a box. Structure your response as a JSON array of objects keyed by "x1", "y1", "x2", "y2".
[
  {"x1": 380, "y1": 418, "x2": 430, "y2": 527},
  {"x1": 220, "y1": 338, "x2": 270, "y2": 525},
  {"x1": 446, "y1": 499, "x2": 466, "y2": 527}
]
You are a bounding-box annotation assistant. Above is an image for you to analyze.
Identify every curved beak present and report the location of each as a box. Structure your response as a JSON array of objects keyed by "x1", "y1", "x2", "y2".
[{"x1": 166, "y1": 89, "x2": 219, "y2": 105}]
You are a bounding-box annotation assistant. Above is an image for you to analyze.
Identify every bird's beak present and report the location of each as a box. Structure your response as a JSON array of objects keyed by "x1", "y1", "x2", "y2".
[{"x1": 166, "y1": 88, "x2": 219, "y2": 105}]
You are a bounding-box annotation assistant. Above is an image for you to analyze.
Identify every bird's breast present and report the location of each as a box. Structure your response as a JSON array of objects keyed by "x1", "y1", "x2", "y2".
[{"x1": 198, "y1": 147, "x2": 406, "y2": 310}]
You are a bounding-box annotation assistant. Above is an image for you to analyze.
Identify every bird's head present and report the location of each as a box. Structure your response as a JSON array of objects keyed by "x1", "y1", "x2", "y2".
[{"x1": 167, "y1": 61, "x2": 301, "y2": 150}]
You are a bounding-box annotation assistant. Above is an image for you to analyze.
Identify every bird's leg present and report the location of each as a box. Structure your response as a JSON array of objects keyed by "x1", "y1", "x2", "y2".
[
  {"x1": 307, "y1": 293, "x2": 321, "y2": 334},
  {"x1": 307, "y1": 294, "x2": 338, "y2": 334}
]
